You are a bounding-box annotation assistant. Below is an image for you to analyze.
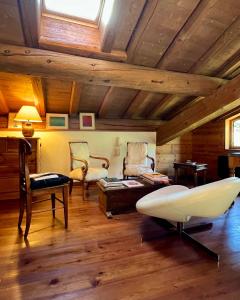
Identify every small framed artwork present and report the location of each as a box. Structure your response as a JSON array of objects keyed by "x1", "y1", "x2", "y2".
[
  {"x1": 46, "y1": 113, "x2": 69, "y2": 129},
  {"x1": 79, "y1": 113, "x2": 95, "y2": 130},
  {"x1": 8, "y1": 113, "x2": 22, "y2": 129}
]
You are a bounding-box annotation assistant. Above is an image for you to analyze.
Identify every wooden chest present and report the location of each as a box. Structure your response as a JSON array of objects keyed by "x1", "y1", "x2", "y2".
[{"x1": 0, "y1": 137, "x2": 40, "y2": 200}]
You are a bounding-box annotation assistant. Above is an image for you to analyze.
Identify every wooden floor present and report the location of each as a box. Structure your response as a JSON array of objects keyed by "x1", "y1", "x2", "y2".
[{"x1": 1, "y1": 186, "x2": 240, "y2": 300}]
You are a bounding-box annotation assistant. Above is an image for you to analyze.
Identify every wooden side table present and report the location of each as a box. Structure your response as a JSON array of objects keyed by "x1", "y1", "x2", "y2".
[{"x1": 173, "y1": 162, "x2": 208, "y2": 186}]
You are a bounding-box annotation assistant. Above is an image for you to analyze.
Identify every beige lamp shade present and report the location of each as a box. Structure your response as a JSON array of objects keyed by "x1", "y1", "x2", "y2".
[{"x1": 14, "y1": 106, "x2": 42, "y2": 123}]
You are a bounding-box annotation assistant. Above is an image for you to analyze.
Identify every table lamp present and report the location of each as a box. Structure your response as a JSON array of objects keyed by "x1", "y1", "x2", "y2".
[{"x1": 14, "y1": 106, "x2": 42, "y2": 137}]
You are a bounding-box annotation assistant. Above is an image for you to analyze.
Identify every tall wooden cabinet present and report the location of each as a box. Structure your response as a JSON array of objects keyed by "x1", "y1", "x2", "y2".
[{"x1": 0, "y1": 137, "x2": 40, "y2": 200}]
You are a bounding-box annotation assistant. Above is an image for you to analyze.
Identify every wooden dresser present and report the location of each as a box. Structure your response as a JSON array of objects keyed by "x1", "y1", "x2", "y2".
[{"x1": 0, "y1": 137, "x2": 40, "y2": 200}]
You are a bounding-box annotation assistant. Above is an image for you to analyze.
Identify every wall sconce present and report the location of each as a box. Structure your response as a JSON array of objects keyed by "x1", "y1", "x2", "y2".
[
  {"x1": 114, "y1": 137, "x2": 123, "y2": 156},
  {"x1": 14, "y1": 106, "x2": 42, "y2": 137},
  {"x1": 116, "y1": 137, "x2": 122, "y2": 147}
]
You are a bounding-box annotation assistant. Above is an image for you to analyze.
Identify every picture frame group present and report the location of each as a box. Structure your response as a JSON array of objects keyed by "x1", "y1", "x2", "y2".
[{"x1": 45, "y1": 113, "x2": 95, "y2": 130}]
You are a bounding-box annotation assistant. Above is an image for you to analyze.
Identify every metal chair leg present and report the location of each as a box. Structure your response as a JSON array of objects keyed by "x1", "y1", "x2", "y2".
[{"x1": 177, "y1": 222, "x2": 220, "y2": 262}]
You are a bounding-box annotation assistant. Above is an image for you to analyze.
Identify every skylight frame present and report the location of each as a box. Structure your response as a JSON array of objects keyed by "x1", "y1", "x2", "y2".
[{"x1": 42, "y1": 0, "x2": 105, "y2": 28}]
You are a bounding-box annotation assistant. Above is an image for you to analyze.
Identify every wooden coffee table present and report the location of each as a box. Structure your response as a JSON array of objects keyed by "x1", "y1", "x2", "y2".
[{"x1": 97, "y1": 178, "x2": 168, "y2": 218}]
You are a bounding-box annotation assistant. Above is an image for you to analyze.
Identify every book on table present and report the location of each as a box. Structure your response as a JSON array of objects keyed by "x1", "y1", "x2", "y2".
[
  {"x1": 141, "y1": 172, "x2": 169, "y2": 184},
  {"x1": 122, "y1": 180, "x2": 144, "y2": 188},
  {"x1": 99, "y1": 178, "x2": 124, "y2": 187}
]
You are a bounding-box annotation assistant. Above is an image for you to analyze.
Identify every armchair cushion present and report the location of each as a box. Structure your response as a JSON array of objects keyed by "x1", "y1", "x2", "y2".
[
  {"x1": 69, "y1": 167, "x2": 108, "y2": 181},
  {"x1": 30, "y1": 173, "x2": 69, "y2": 190},
  {"x1": 124, "y1": 165, "x2": 153, "y2": 176}
]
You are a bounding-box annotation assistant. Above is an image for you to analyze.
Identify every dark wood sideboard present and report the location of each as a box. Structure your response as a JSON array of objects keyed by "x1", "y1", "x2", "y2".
[{"x1": 0, "y1": 137, "x2": 40, "y2": 200}]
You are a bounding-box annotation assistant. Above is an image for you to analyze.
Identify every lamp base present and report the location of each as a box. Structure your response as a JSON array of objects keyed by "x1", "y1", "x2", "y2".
[{"x1": 22, "y1": 122, "x2": 34, "y2": 137}]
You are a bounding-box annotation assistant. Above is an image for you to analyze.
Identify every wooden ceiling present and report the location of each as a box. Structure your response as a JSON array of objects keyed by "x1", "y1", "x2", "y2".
[{"x1": 0, "y1": 0, "x2": 239, "y2": 143}]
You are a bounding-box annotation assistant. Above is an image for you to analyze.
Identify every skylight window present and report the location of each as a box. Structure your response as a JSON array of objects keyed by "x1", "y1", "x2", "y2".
[{"x1": 44, "y1": 0, "x2": 102, "y2": 22}]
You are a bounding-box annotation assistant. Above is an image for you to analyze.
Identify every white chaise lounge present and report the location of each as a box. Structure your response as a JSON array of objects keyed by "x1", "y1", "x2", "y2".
[{"x1": 136, "y1": 177, "x2": 240, "y2": 261}]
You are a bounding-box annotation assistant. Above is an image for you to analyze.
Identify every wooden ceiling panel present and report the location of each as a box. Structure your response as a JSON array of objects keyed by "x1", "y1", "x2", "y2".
[
  {"x1": 124, "y1": 92, "x2": 166, "y2": 119},
  {"x1": 99, "y1": 87, "x2": 138, "y2": 118},
  {"x1": 112, "y1": 0, "x2": 146, "y2": 50},
  {"x1": 79, "y1": 84, "x2": 109, "y2": 113},
  {"x1": 110, "y1": 0, "x2": 200, "y2": 120},
  {"x1": 0, "y1": 0, "x2": 25, "y2": 46},
  {"x1": 157, "y1": 0, "x2": 240, "y2": 72},
  {"x1": 0, "y1": 72, "x2": 35, "y2": 112},
  {"x1": 127, "y1": 0, "x2": 200, "y2": 67},
  {"x1": 190, "y1": 17, "x2": 240, "y2": 76},
  {"x1": 148, "y1": 0, "x2": 240, "y2": 121},
  {"x1": 45, "y1": 79, "x2": 72, "y2": 113}
]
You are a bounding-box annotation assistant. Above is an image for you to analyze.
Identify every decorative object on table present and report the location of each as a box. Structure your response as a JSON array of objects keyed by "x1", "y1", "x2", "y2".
[
  {"x1": 123, "y1": 142, "x2": 155, "y2": 179},
  {"x1": 99, "y1": 178, "x2": 124, "y2": 188},
  {"x1": 14, "y1": 106, "x2": 42, "y2": 137},
  {"x1": 141, "y1": 172, "x2": 169, "y2": 185},
  {"x1": 46, "y1": 113, "x2": 69, "y2": 129},
  {"x1": 8, "y1": 112, "x2": 22, "y2": 129},
  {"x1": 69, "y1": 141, "x2": 109, "y2": 199},
  {"x1": 79, "y1": 113, "x2": 95, "y2": 130}
]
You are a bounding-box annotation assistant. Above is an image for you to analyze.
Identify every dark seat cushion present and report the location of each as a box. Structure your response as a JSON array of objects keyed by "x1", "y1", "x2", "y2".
[{"x1": 30, "y1": 173, "x2": 69, "y2": 190}]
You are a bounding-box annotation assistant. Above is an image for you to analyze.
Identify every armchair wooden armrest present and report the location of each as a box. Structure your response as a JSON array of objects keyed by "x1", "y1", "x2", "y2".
[
  {"x1": 72, "y1": 157, "x2": 89, "y2": 176},
  {"x1": 147, "y1": 155, "x2": 155, "y2": 171},
  {"x1": 90, "y1": 155, "x2": 110, "y2": 169}
]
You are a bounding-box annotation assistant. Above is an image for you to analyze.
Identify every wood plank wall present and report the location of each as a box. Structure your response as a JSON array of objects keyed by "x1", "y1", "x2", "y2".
[
  {"x1": 192, "y1": 119, "x2": 227, "y2": 181},
  {"x1": 156, "y1": 133, "x2": 192, "y2": 176}
]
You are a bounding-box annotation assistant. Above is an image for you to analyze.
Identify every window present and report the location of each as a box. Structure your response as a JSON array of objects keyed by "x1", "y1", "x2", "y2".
[
  {"x1": 231, "y1": 117, "x2": 240, "y2": 148},
  {"x1": 225, "y1": 114, "x2": 240, "y2": 149},
  {"x1": 43, "y1": 0, "x2": 103, "y2": 25}
]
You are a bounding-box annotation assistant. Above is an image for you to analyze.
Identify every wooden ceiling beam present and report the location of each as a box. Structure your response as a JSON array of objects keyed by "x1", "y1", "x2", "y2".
[
  {"x1": 98, "y1": 87, "x2": 114, "y2": 118},
  {"x1": 100, "y1": 0, "x2": 124, "y2": 53},
  {"x1": 156, "y1": 75, "x2": 240, "y2": 146},
  {"x1": 31, "y1": 77, "x2": 46, "y2": 117},
  {"x1": 162, "y1": 54, "x2": 240, "y2": 121},
  {"x1": 96, "y1": 118, "x2": 165, "y2": 131},
  {"x1": 0, "y1": 44, "x2": 226, "y2": 96},
  {"x1": 164, "y1": 96, "x2": 203, "y2": 120},
  {"x1": 69, "y1": 82, "x2": 82, "y2": 116},
  {"x1": 124, "y1": 91, "x2": 154, "y2": 119},
  {"x1": 18, "y1": 0, "x2": 41, "y2": 47},
  {"x1": 0, "y1": 90, "x2": 9, "y2": 115},
  {"x1": 148, "y1": 95, "x2": 188, "y2": 119},
  {"x1": 217, "y1": 52, "x2": 240, "y2": 79}
]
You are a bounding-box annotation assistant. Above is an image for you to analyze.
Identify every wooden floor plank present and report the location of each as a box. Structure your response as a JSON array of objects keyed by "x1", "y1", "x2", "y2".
[{"x1": 0, "y1": 187, "x2": 240, "y2": 299}]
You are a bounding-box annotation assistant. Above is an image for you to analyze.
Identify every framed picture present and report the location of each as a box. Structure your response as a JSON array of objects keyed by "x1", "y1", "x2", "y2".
[
  {"x1": 8, "y1": 113, "x2": 22, "y2": 129},
  {"x1": 46, "y1": 113, "x2": 69, "y2": 129},
  {"x1": 79, "y1": 113, "x2": 95, "y2": 130}
]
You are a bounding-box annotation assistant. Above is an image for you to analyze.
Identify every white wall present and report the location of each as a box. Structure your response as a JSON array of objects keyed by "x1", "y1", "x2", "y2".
[{"x1": 1, "y1": 131, "x2": 156, "y2": 178}]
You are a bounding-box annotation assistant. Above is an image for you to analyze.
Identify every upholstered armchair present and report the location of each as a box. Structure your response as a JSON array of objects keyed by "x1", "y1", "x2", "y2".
[
  {"x1": 123, "y1": 142, "x2": 155, "y2": 179},
  {"x1": 136, "y1": 177, "x2": 240, "y2": 261},
  {"x1": 69, "y1": 141, "x2": 109, "y2": 199}
]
